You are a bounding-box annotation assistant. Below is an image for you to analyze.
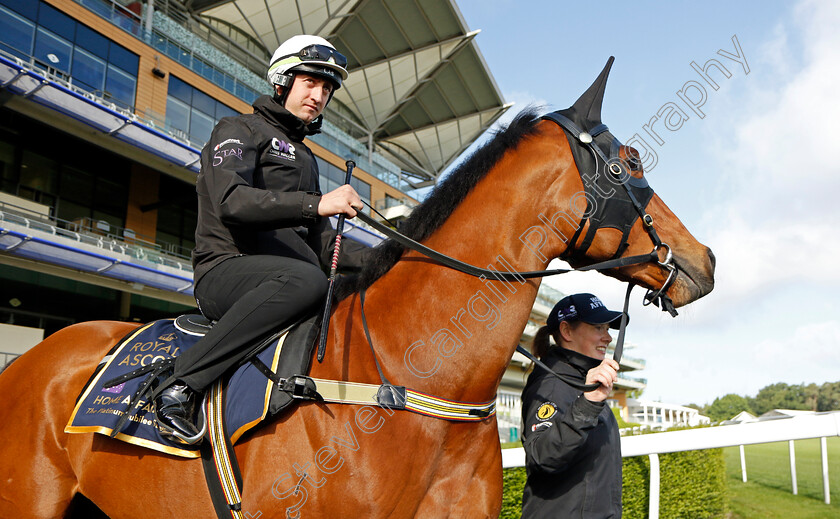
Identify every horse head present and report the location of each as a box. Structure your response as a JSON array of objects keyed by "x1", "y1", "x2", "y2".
[{"x1": 541, "y1": 57, "x2": 715, "y2": 310}]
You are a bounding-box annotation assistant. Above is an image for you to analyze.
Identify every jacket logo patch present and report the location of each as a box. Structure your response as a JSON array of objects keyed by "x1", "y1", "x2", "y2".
[
  {"x1": 213, "y1": 138, "x2": 243, "y2": 151},
  {"x1": 531, "y1": 421, "x2": 553, "y2": 432},
  {"x1": 270, "y1": 138, "x2": 296, "y2": 161},
  {"x1": 213, "y1": 147, "x2": 243, "y2": 166},
  {"x1": 536, "y1": 402, "x2": 557, "y2": 421}
]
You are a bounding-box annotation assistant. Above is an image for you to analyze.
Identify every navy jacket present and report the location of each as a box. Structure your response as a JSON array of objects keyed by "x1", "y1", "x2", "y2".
[
  {"x1": 520, "y1": 347, "x2": 622, "y2": 518},
  {"x1": 192, "y1": 95, "x2": 366, "y2": 285}
]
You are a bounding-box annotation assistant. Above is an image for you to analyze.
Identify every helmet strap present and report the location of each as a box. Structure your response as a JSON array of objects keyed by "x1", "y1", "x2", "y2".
[{"x1": 273, "y1": 73, "x2": 293, "y2": 107}]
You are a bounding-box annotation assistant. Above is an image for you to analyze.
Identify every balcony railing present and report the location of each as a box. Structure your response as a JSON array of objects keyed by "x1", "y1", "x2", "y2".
[{"x1": 0, "y1": 199, "x2": 192, "y2": 272}]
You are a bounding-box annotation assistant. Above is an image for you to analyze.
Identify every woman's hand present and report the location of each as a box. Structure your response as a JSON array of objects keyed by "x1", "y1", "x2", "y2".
[
  {"x1": 583, "y1": 358, "x2": 619, "y2": 402},
  {"x1": 318, "y1": 184, "x2": 363, "y2": 217}
]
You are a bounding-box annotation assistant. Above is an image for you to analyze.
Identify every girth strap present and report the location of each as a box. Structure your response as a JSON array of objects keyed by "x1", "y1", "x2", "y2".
[
  {"x1": 306, "y1": 378, "x2": 496, "y2": 421},
  {"x1": 201, "y1": 381, "x2": 244, "y2": 519}
]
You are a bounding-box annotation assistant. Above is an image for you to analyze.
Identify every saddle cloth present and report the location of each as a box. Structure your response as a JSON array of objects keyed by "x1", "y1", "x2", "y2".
[{"x1": 65, "y1": 314, "x2": 319, "y2": 458}]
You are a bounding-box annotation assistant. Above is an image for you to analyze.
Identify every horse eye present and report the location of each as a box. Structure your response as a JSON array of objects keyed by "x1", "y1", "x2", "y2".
[{"x1": 626, "y1": 149, "x2": 642, "y2": 171}]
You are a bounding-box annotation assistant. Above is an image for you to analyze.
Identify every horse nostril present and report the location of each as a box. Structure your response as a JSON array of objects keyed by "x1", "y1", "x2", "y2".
[{"x1": 707, "y1": 248, "x2": 716, "y2": 271}]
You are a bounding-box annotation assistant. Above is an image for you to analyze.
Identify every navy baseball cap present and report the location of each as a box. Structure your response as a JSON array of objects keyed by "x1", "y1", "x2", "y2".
[{"x1": 545, "y1": 293, "x2": 626, "y2": 332}]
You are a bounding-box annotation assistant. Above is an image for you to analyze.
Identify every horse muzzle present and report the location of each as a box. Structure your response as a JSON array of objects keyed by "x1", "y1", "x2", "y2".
[{"x1": 667, "y1": 247, "x2": 715, "y2": 308}]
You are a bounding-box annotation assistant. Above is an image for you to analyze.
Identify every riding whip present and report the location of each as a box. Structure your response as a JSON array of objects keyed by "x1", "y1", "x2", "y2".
[{"x1": 317, "y1": 159, "x2": 356, "y2": 362}]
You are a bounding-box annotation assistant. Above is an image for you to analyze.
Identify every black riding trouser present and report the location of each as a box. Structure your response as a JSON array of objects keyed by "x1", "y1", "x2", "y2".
[{"x1": 174, "y1": 255, "x2": 328, "y2": 392}]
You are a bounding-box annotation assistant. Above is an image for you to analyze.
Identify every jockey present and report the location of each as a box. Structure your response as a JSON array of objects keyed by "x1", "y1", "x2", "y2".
[{"x1": 154, "y1": 35, "x2": 368, "y2": 442}]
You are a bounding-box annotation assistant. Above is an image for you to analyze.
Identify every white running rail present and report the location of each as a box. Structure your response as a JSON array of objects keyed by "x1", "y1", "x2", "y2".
[{"x1": 502, "y1": 411, "x2": 840, "y2": 517}]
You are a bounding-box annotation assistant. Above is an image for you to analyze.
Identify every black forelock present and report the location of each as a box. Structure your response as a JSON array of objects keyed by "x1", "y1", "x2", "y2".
[{"x1": 335, "y1": 106, "x2": 545, "y2": 300}]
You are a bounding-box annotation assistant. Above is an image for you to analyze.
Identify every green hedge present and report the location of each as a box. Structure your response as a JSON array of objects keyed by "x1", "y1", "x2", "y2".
[{"x1": 501, "y1": 448, "x2": 726, "y2": 518}]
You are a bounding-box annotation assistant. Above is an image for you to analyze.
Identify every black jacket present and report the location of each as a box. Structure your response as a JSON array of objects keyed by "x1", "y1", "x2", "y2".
[
  {"x1": 192, "y1": 95, "x2": 366, "y2": 285},
  {"x1": 520, "y1": 347, "x2": 622, "y2": 518}
]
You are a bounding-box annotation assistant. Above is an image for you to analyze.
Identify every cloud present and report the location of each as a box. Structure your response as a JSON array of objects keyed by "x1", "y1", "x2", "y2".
[{"x1": 694, "y1": 0, "x2": 840, "y2": 311}]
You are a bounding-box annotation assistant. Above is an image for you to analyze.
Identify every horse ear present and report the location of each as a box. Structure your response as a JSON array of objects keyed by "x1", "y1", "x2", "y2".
[{"x1": 566, "y1": 56, "x2": 615, "y2": 129}]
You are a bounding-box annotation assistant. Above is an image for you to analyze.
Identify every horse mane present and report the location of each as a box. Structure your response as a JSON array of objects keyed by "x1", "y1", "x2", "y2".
[{"x1": 336, "y1": 106, "x2": 544, "y2": 301}]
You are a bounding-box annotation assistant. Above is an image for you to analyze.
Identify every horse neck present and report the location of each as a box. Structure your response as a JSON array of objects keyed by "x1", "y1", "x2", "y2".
[{"x1": 361, "y1": 123, "x2": 584, "y2": 402}]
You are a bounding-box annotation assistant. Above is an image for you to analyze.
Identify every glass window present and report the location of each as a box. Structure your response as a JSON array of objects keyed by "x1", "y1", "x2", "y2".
[
  {"x1": 34, "y1": 27, "x2": 72, "y2": 72},
  {"x1": 216, "y1": 103, "x2": 237, "y2": 121},
  {"x1": 320, "y1": 175, "x2": 338, "y2": 194},
  {"x1": 56, "y1": 199, "x2": 87, "y2": 223},
  {"x1": 20, "y1": 150, "x2": 58, "y2": 202},
  {"x1": 93, "y1": 176, "x2": 126, "y2": 217},
  {"x1": 107, "y1": 42, "x2": 138, "y2": 74},
  {"x1": 151, "y1": 32, "x2": 167, "y2": 53},
  {"x1": 167, "y1": 76, "x2": 191, "y2": 104},
  {"x1": 327, "y1": 162, "x2": 345, "y2": 184},
  {"x1": 235, "y1": 83, "x2": 248, "y2": 102},
  {"x1": 165, "y1": 96, "x2": 190, "y2": 136},
  {"x1": 167, "y1": 76, "x2": 237, "y2": 145},
  {"x1": 0, "y1": 7, "x2": 35, "y2": 57},
  {"x1": 246, "y1": 87, "x2": 260, "y2": 104},
  {"x1": 37, "y1": 2, "x2": 75, "y2": 41},
  {"x1": 213, "y1": 68, "x2": 225, "y2": 87},
  {"x1": 182, "y1": 209, "x2": 197, "y2": 241},
  {"x1": 105, "y1": 64, "x2": 136, "y2": 109},
  {"x1": 175, "y1": 45, "x2": 191, "y2": 68},
  {"x1": 351, "y1": 178, "x2": 371, "y2": 201},
  {"x1": 189, "y1": 108, "x2": 214, "y2": 145},
  {"x1": 192, "y1": 88, "x2": 215, "y2": 117},
  {"x1": 0, "y1": 0, "x2": 37, "y2": 21},
  {"x1": 0, "y1": 140, "x2": 17, "y2": 194},
  {"x1": 192, "y1": 56, "x2": 207, "y2": 79},
  {"x1": 58, "y1": 166, "x2": 94, "y2": 206},
  {"x1": 71, "y1": 47, "x2": 106, "y2": 93},
  {"x1": 84, "y1": 0, "x2": 112, "y2": 20},
  {"x1": 75, "y1": 24, "x2": 108, "y2": 60}
]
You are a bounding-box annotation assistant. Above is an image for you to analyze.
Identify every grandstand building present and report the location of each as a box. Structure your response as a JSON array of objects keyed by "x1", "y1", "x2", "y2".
[
  {"x1": 0, "y1": 0, "x2": 648, "y2": 440},
  {"x1": 0, "y1": 0, "x2": 509, "y2": 343}
]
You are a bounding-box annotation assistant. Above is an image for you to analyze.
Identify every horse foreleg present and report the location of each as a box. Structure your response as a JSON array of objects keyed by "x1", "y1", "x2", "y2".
[
  {"x1": 446, "y1": 452, "x2": 503, "y2": 519},
  {"x1": 413, "y1": 425, "x2": 504, "y2": 519}
]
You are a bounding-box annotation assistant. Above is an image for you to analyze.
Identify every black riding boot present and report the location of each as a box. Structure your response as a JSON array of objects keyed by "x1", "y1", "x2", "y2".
[{"x1": 154, "y1": 383, "x2": 202, "y2": 443}]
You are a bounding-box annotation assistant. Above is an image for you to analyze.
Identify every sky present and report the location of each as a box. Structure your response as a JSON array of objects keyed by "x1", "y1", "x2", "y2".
[{"x1": 437, "y1": 0, "x2": 840, "y2": 407}]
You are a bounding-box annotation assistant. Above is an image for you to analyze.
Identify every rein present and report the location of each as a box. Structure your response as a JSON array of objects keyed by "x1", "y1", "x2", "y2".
[
  {"x1": 355, "y1": 211, "x2": 659, "y2": 281},
  {"x1": 341, "y1": 112, "x2": 683, "y2": 396},
  {"x1": 353, "y1": 212, "x2": 645, "y2": 391}
]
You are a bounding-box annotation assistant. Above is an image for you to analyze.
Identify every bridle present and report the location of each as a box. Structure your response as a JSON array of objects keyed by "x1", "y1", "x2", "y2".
[
  {"x1": 351, "y1": 111, "x2": 681, "y2": 390},
  {"x1": 541, "y1": 112, "x2": 679, "y2": 317}
]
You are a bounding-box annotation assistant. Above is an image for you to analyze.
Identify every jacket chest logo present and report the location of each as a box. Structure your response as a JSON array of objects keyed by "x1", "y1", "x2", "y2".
[
  {"x1": 536, "y1": 402, "x2": 557, "y2": 421},
  {"x1": 269, "y1": 138, "x2": 296, "y2": 161}
]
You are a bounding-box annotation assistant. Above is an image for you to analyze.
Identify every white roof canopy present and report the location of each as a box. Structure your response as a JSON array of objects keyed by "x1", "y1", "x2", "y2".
[{"x1": 185, "y1": 0, "x2": 511, "y2": 184}]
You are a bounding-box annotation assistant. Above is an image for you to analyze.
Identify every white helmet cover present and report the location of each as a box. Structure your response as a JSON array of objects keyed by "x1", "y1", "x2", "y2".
[{"x1": 267, "y1": 35, "x2": 348, "y2": 90}]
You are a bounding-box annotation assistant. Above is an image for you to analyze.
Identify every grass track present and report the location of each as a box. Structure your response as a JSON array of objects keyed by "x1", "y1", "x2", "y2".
[{"x1": 723, "y1": 437, "x2": 840, "y2": 518}]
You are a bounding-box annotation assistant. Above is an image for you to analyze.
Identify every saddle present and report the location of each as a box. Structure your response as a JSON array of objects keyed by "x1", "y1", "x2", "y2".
[{"x1": 65, "y1": 312, "x2": 321, "y2": 457}]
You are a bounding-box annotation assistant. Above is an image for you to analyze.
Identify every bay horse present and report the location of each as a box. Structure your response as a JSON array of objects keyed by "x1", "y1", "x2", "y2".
[{"x1": 0, "y1": 59, "x2": 714, "y2": 518}]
